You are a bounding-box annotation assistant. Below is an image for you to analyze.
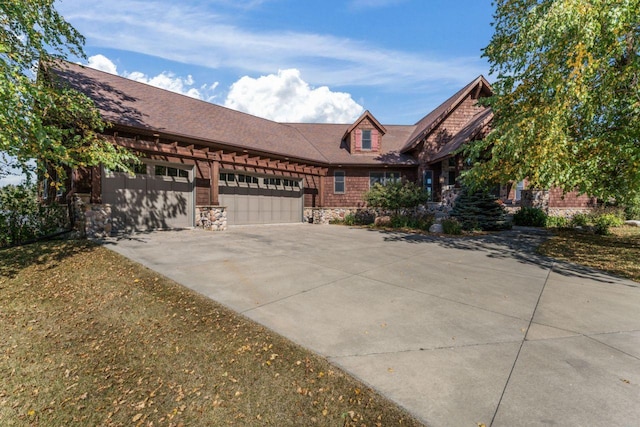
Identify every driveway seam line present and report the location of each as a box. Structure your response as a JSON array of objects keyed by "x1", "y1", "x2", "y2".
[
  {"x1": 360, "y1": 274, "x2": 537, "y2": 323},
  {"x1": 489, "y1": 261, "x2": 554, "y2": 427},
  {"x1": 584, "y1": 335, "x2": 640, "y2": 361},
  {"x1": 238, "y1": 274, "x2": 356, "y2": 314}
]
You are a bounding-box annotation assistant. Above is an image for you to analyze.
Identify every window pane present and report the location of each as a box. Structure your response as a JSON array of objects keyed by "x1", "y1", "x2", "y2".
[
  {"x1": 334, "y1": 171, "x2": 345, "y2": 193},
  {"x1": 133, "y1": 163, "x2": 147, "y2": 174},
  {"x1": 167, "y1": 167, "x2": 178, "y2": 177},
  {"x1": 155, "y1": 165, "x2": 166, "y2": 176},
  {"x1": 448, "y1": 170, "x2": 456, "y2": 185},
  {"x1": 386, "y1": 172, "x2": 400, "y2": 183},
  {"x1": 362, "y1": 130, "x2": 372, "y2": 150},
  {"x1": 238, "y1": 174, "x2": 246, "y2": 183},
  {"x1": 369, "y1": 172, "x2": 383, "y2": 187},
  {"x1": 179, "y1": 169, "x2": 188, "y2": 178}
]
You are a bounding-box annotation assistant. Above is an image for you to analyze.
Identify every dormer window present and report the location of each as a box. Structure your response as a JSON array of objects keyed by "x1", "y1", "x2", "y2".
[
  {"x1": 343, "y1": 110, "x2": 386, "y2": 154},
  {"x1": 361, "y1": 130, "x2": 372, "y2": 150}
]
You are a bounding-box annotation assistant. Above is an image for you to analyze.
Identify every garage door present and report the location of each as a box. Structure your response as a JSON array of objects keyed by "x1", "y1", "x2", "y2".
[
  {"x1": 102, "y1": 162, "x2": 194, "y2": 231},
  {"x1": 219, "y1": 172, "x2": 303, "y2": 225}
]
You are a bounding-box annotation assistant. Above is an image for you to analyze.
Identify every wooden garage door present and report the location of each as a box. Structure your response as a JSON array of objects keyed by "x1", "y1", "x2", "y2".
[
  {"x1": 218, "y1": 172, "x2": 303, "y2": 225},
  {"x1": 102, "y1": 163, "x2": 194, "y2": 231}
]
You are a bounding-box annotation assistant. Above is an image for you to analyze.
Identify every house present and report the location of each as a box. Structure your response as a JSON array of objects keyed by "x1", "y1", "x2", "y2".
[{"x1": 46, "y1": 61, "x2": 593, "y2": 235}]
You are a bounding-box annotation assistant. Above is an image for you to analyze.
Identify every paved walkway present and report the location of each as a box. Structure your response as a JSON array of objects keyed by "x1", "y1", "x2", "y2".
[{"x1": 106, "y1": 225, "x2": 640, "y2": 426}]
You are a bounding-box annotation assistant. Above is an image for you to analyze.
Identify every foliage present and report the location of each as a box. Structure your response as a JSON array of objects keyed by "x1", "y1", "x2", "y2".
[
  {"x1": 624, "y1": 197, "x2": 640, "y2": 220},
  {"x1": 538, "y1": 226, "x2": 640, "y2": 282},
  {"x1": 513, "y1": 207, "x2": 548, "y2": 227},
  {"x1": 0, "y1": 0, "x2": 136, "y2": 185},
  {"x1": 389, "y1": 212, "x2": 434, "y2": 231},
  {"x1": 545, "y1": 215, "x2": 569, "y2": 229},
  {"x1": 463, "y1": 0, "x2": 640, "y2": 205},
  {"x1": 570, "y1": 213, "x2": 590, "y2": 227},
  {"x1": 354, "y1": 209, "x2": 376, "y2": 225},
  {"x1": 450, "y1": 188, "x2": 511, "y2": 231},
  {"x1": 0, "y1": 183, "x2": 68, "y2": 247},
  {"x1": 441, "y1": 218, "x2": 463, "y2": 235},
  {"x1": 342, "y1": 213, "x2": 356, "y2": 225},
  {"x1": 0, "y1": 242, "x2": 423, "y2": 426},
  {"x1": 332, "y1": 210, "x2": 375, "y2": 226},
  {"x1": 364, "y1": 181, "x2": 429, "y2": 214},
  {"x1": 592, "y1": 213, "x2": 625, "y2": 235}
]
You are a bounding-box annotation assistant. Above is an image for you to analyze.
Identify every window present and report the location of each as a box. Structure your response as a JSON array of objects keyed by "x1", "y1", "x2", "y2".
[
  {"x1": 361, "y1": 130, "x2": 372, "y2": 150},
  {"x1": 106, "y1": 162, "x2": 147, "y2": 174},
  {"x1": 515, "y1": 180, "x2": 525, "y2": 201},
  {"x1": 423, "y1": 170, "x2": 433, "y2": 202},
  {"x1": 448, "y1": 170, "x2": 456, "y2": 186},
  {"x1": 155, "y1": 165, "x2": 188, "y2": 178},
  {"x1": 369, "y1": 171, "x2": 400, "y2": 187},
  {"x1": 334, "y1": 171, "x2": 345, "y2": 193}
]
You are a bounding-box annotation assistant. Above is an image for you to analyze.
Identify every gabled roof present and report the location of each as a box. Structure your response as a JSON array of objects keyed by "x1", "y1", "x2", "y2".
[
  {"x1": 428, "y1": 108, "x2": 493, "y2": 163},
  {"x1": 343, "y1": 110, "x2": 387, "y2": 140},
  {"x1": 46, "y1": 61, "x2": 330, "y2": 164},
  {"x1": 401, "y1": 75, "x2": 492, "y2": 153},
  {"x1": 45, "y1": 61, "x2": 487, "y2": 170},
  {"x1": 46, "y1": 61, "x2": 416, "y2": 167},
  {"x1": 289, "y1": 123, "x2": 417, "y2": 166}
]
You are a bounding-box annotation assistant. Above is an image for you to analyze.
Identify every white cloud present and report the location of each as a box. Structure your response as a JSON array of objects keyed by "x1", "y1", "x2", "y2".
[
  {"x1": 224, "y1": 69, "x2": 363, "y2": 123},
  {"x1": 84, "y1": 55, "x2": 219, "y2": 102},
  {"x1": 86, "y1": 54, "x2": 118, "y2": 74},
  {"x1": 125, "y1": 71, "x2": 218, "y2": 101}
]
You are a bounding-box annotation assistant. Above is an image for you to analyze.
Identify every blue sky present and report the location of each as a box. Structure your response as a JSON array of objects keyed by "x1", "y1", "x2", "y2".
[{"x1": 58, "y1": 0, "x2": 495, "y2": 124}]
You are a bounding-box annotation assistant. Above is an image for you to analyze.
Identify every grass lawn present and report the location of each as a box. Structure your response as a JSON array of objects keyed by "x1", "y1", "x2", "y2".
[
  {"x1": 0, "y1": 241, "x2": 422, "y2": 426},
  {"x1": 537, "y1": 226, "x2": 640, "y2": 282}
]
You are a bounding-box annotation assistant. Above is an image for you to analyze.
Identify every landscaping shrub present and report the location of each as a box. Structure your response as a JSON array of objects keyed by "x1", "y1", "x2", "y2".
[
  {"x1": 570, "y1": 213, "x2": 589, "y2": 227},
  {"x1": 513, "y1": 207, "x2": 547, "y2": 227},
  {"x1": 364, "y1": 181, "x2": 429, "y2": 215},
  {"x1": 592, "y1": 213, "x2": 624, "y2": 235},
  {"x1": 450, "y1": 188, "x2": 511, "y2": 231},
  {"x1": 624, "y1": 197, "x2": 640, "y2": 220},
  {"x1": 0, "y1": 183, "x2": 69, "y2": 247},
  {"x1": 342, "y1": 213, "x2": 356, "y2": 226},
  {"x1": 354, "y1": 209, "x2": 376, "y2": 225},
  {"x1": 441, "y1": 218, "x2": 463, "y2": 235},
  {"x1": 545, "y1": 215, "x2": 569, "y2": 228},
  {"x1": 389, "y1": 212, "x2": 434, "y2": 231}
]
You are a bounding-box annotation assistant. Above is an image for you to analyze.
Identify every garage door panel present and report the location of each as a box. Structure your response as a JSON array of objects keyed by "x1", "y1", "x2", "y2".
[
  {"x1": 219, "y1": 174, "x2": 303, "y2": 225},
  {"x1": 103, "y1": 165, "x2": 193, "y2": 232}
]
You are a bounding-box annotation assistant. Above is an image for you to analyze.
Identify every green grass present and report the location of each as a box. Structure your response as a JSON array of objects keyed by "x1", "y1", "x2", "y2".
[
  {"x1": 0, "y1": 241, "x2": 423, "y2": 426},
  {"x1": 538, "y1": 226, "x2": 640, "y2": 282}
]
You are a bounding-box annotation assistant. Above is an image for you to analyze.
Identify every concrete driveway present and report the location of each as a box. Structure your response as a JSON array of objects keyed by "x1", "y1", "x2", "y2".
[{"x1": 106, "y1": 224, "x2": 640, "y2": 427}]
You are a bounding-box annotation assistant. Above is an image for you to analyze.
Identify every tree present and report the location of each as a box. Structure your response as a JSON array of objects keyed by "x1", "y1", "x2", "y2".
[
  {"x1": 0, "y1": 0, "x2": 135, "y2": 187},
  {"x1": 463, "y1": 0, "x2": 640, "y2": 204},
  {"x1": 449, "y1": 188, "x2": 511, "y2": 231},
  {"x1": 364, "y1": 181, "x2": 429, "y2": 214}
]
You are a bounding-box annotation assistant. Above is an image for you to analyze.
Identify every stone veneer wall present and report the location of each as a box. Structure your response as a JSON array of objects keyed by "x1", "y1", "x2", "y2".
[
  {"x1": 521, "y1": 189, "x2": 550, "y2": 210},
  {"x1": 72, "y1": 194, "x2": 113, "y2": 238},
  {"x1": 304, "y1": 197, "x2": 462, "y2": 225},
  {"x1": 195, "y1": 206, "x2": 227, "y2": 231},
  {"x1": 547, "y1": 207, "x2": 594, "y2": 218},
  {"x1": 304, "y1": 207, "x2": 362, "y2": 224},
  {"x1": 73, "y1": 195, "x2": 227, "y2": 236}
]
